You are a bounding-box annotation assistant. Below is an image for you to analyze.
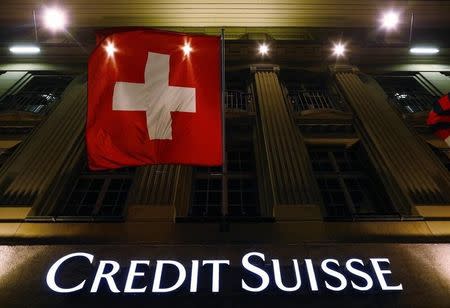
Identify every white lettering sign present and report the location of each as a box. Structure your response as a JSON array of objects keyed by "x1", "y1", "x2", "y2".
[{"x1": 46, "y1": 251, "x2": 403, "y2": 294}]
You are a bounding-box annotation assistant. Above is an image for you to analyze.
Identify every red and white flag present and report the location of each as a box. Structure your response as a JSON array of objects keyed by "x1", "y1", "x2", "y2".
[
  {"x1": 87, "y1": 29, "x2": 222, "y2": 170},
  {"x1": 427, "y1": 93, "x2": 450, "y2": 146}
]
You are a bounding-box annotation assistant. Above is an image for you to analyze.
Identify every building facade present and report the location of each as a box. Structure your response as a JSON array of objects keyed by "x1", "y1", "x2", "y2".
[{"x1": 0, "y1": 1, "x2": 449, "y2": 307}]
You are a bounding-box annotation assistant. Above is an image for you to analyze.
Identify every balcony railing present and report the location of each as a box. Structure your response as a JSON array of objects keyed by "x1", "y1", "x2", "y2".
[
  {"x1": 0, "y1": 74, "x2": 73, "y2": 115},
  {"x1": 375, "y1": 76, "x2": 437, "y2": 114},
  {"x1": 225, "y1": 90, "x2": 254, "y2": 112},
  {"x1": 288, "y1": 89, "x2": 346, "y2": 112},
  {"x1": 389, "y1": 92, "x2": 435, "y2": 113}
]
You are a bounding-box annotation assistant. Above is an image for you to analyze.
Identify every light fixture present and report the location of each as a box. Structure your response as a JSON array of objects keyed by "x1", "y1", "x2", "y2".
[
  {"x1": 43, "y1": 6, "x2": 67, "y2": 32},
  {"x1": 105, "y1": 41, "x2": 117, "y2": 57},
  {"x1": 258, "y1": 43, "x2": 269, "y2": 56},
  {"x1": 182, "y1": 42, "x2": 192, "y2": 56},
  {"x1": 332, "y1": 42, "x2": 346, "y2": 57},
  {"x1": 9, "y1": 45, "x2": 41, "y2": 55},
  {"x1": 380, "y1": 10, "x2": 400, "y2": 31},
  {"x1": 409, "y1": 47, "x2": 440, "y2": 55}
]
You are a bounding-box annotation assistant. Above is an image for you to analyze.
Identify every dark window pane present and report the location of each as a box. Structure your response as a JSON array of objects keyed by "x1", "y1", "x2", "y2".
[
  {"x1": 0, "y1": 74, "x2": 73, "y2": 115},
  {"x1": 375, "y1": 76, "x2": 437, "y2": 113},
  {"x1": 209, "y1": 192, "x2": 222, "y2": 204},
  {"x1": 207, "y1": 206, "x2": 222, "y2": 217},
  {"x1": 82, "y1": 192, "x2": 98, "y2": 205},
  {"x1": 60, "y1": 165, "x2": 134, "y2": 218},
  {"x1": 209, "y1": 179, "x2": 222, "y2": 190},
  {"x1": 109, "y1": 179, "x2": 123, "y2": 190},
  {"x1": 229, "y1": 192, "x2": 241, "y2": 205},
  {"x1": 103, "y1": 192, "x2": 118, "y2": 205},
  {"x1": 193, "y1": 191, "x2": 207, "y2": 205},
  {"x1": 191, "y1": 144, "x2": 259, "y2": 217},
  {"x1": 195, "y1": 179, "x2": 208, "y2": 190},
  {"x1": 228, "y1": 179, "x2": 241, "y2": 190},
  {"x1": 310, "y1": 146, "x2": 394, "y2": 219},
  {"x1": 89, "y1": 179, "x2": 104, "y2": 190},
  {"x1": 75, "y1": 179, "x2": 91, "y2": 190}
]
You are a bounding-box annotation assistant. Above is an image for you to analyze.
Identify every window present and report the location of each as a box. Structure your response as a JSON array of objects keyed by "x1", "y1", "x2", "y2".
[
  {"x1": 225, "y1": 90, "x2": 254, "y2": 112},
  {"x1": 309, "y1": 145, "x2": 395, "y2": 219},
  {"x1": 375, "y1": 75, "x2": 437, "y2": 113},
  {"x1": 282, "y1": 74, "x2": 347, "y2": 112},
  {"x1": 59, "y1": 166, "x2": 135, "y2": 218},
  {"x1": 191, "y1": 145, "x2": 259, "y2": 218},
  {"x1": 288, "y1": 85, "x2": 346, "y2": 112},
  {"x1": 0, "y1": 73, "x2": 73, "y2": 115}
]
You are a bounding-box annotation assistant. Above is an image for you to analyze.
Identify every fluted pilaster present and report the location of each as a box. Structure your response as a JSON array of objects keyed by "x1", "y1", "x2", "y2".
[
  {"x1": 253, "y1": 71, "x2": 321, "y2": 212},
  {"x1": 0, "y1": 76, "x2": 87, "y2": 209},
  {"x1": 333, "y1": 67, "x2": 450, "y2": 213}
]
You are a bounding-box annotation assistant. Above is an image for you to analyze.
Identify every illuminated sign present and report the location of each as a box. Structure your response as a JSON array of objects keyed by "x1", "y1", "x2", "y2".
[{"x1": 46, "y1": 251, "x2": 403, "y2": 294}]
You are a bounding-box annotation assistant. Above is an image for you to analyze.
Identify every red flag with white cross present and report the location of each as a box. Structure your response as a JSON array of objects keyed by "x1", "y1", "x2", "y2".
[
  {"x1": 86, "y1": 29, "x2": 222, "y2": 170},
  {"x1": 427, "y1": 93, "x2": 450, "y2": 146}
]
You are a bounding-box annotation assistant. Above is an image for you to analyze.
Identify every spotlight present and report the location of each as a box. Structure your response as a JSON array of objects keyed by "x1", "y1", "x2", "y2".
[
  {"x1": 182, "y1": 42, "x2": 192, "y2": 56},
  {"x1": 380, "y1": 11, "x2": 400, "y2": 30},
  {"x1": 332, "y1": 42, "x2": 346, "y2": 57},
  {"x1": 9, "y1": 45, "x2": 41, "y2": 54},
  {"x1": 105, "y1": 41, "x2": 117, "y2": 57},
  {"x1": 258, "y1": 43, "x2": 269, "y2": 56},
  {"x1": 409, "y1": 47, "x2": 439, "y2": 55},
  {"x1": 43, "y1": 7, "x2": 67, "y2": 32}
]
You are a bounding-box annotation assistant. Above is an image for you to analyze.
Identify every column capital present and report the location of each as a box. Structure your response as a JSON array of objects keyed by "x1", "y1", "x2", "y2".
[
  {"x1": 329, "y1": 64, "x2": 359, "y2": 74},
  {"x1": 250, "y1": 64, "x2": 280, "y2": 73}
]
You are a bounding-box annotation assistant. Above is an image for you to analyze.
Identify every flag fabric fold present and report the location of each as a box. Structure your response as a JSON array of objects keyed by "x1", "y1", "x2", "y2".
[{"x1": 427, "y1": 93, "x2": 450, "y2": 146}]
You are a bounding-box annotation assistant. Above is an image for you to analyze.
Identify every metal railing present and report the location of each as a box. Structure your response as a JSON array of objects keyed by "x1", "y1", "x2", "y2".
[
  {"x1": 288, "y1": 89, "x2": 346, "y2": 112},
  {"x1": 389, "y1": 92, "x2": 435, "y2": 113},
  {"x1": 225, "y1": 90, "x2": 253, "y2": 112},
  {"x1": 375, "y1": 76, "x2": 437, "y2": 114},
  {"x1": 0, "y1": 75, "x2": 73, "y2": 115}
]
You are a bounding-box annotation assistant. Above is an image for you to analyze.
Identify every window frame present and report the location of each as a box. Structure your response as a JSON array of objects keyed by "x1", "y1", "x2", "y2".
[
  {"x1": 374, "y1": 75, "x2": 438, "y2": 114},
  {"x1": 308, "y1": 144, "x2": 399, "y2": 220},
  {"x1": 56, "y1": 165, "x2": 135, "y2": 221},
  {"x1": 189, "y1": 143, "x2": 260, "y2": 220}
]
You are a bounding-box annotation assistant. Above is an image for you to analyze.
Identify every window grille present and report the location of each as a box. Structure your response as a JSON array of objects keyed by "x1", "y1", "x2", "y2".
[
  {"x1": 0, "y1": 74, "x2": 73, "y2": 115},
  {"x1": 375, "y1": 76, "x2": 437, "y2": 113},
  {"x1": 191, "y1": 147, "x2": 259, "y2": 218},
  {"x1": 288, "y1": 88, "x2": 346, "y2": 112},
  {"x1": 59, "y1": 166, "x2": 135, "y2": 218},
  {"x1": 225, "y1": 90, "x2": 253, "y2": 112},
  {"x1": 284, "y1": 78, "x2": 347, "y2": 112},
  {"x1": 309, "y1": 146, "x2": 394, "y2": 219}
]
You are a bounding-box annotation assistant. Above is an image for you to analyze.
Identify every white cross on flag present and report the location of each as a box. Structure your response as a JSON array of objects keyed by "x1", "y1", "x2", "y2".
[{"x1": 86, "y1": 29, "x2": 222, "y2": 170}]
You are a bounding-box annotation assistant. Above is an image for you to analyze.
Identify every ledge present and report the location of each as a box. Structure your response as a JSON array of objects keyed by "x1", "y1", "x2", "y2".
[
  {"x1": 416, "y1": 205, "x2": 450, "y2": 218},
  {"x1": 273, "y1": 204, "x2": 322, "y2": 221},
  {"x1": 126, "y1": 205, "x2": 175, "y2": 222},
  {"x1": 0, "y1": 220, "x2": 448, "y2": 245},
  {"x1": 0, "y1": 207, "x2": 30, "y2": 221}
]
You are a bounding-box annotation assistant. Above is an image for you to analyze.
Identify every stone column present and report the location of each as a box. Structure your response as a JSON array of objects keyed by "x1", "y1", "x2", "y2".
[
  {"x1": 0, "y1": 76, "x2": 87, "y2": 217},
  {"x1": 331, "y1": 65, "x2": 450, "y2": 215},
  {"x1": 253, "y1": 69, "x2": 322, "y2": 220},
  {"x1": 126, "y1": 165, "x2": 192, "y2": 222}
]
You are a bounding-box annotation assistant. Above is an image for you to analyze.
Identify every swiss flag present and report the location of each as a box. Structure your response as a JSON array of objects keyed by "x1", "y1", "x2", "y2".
[
  {"x1": 87, "y1": 29, "x2": 222, "y2": 170},
  {"x1": 427, "y1": 93, "x2": 450, "y2": 146}
]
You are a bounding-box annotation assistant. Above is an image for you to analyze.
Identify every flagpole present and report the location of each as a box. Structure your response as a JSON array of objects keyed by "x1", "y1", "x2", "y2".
[{"x1": 221, "y1": 28, "x2": 228, "y2": 219}]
